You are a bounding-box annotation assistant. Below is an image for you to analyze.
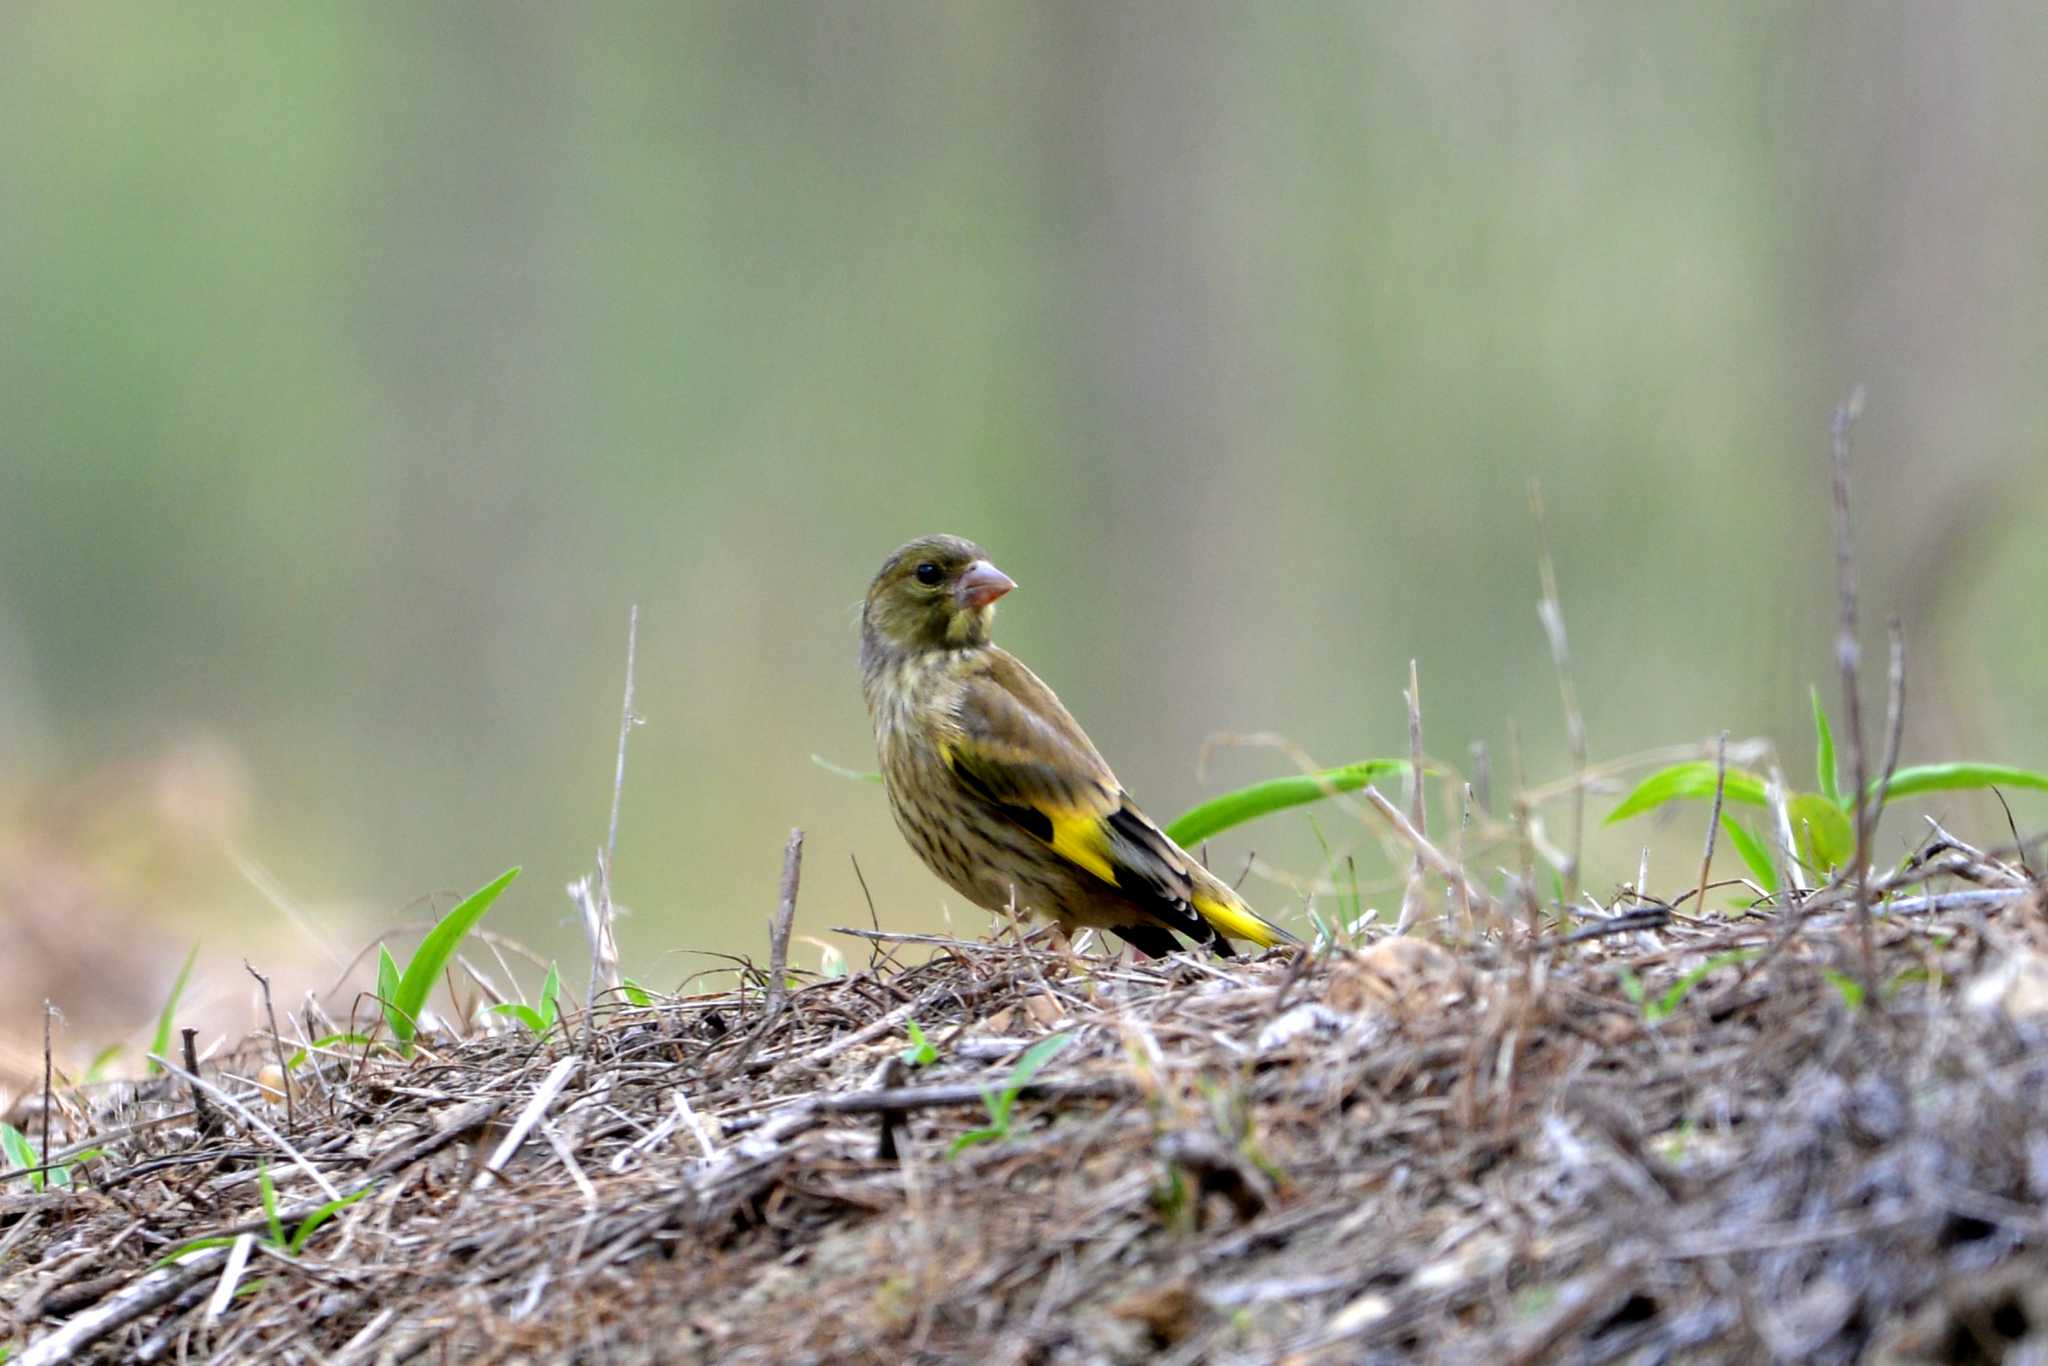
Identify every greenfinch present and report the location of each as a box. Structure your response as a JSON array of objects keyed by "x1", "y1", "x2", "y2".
[{"x1": 859, "y1": 535, "x2": 1295, "y2": 957}]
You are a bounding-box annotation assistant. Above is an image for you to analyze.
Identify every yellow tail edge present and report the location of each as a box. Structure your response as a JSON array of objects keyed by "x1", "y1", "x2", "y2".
[{"x1": 1191, "y1": 891, "x2": 1298, "y2": 949}]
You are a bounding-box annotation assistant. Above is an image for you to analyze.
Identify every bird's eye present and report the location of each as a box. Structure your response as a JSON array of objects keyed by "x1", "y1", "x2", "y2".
[{"x1": 913, "y1": 562, "x2": 943, "y2": 586}]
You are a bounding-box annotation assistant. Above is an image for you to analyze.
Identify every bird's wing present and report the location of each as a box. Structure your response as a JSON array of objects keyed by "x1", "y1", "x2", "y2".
[{"x1": 943, "y1": 651, "x2": 1291, "y2": 949}]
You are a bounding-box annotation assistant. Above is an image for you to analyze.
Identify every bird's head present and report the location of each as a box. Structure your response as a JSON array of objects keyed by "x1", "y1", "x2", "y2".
[{"x1": 862, "y1": 534, "x2": 1016, "y2": 653}]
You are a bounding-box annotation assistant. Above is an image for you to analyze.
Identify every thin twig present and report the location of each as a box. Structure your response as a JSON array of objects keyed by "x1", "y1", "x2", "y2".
[
  {"x1": 14, "y1": 1248, "x2": 227, "y2": 1366},
  {"x1": 1691, "y1": 731, "x2": 1729, "y2": 922},
  {"x1": 1530, "y1": 906, "x2": 1671, "y2": 949},
  {"x1": 1801, "y1": 885, "x2": 2034, "y2": 927},
  {"x1": 1361, "y1": 785, "x2": 1490, "y2": 916},
  {"x1": 748, "y1": 1074, "x2": 1127, "y2": 1123},
  {"x1": 1531, "y1": 479, "x2": 1587, "y2": 911},
  {"x1": 473, "y1": 1055, "x2": 582, "y2": 1189},
  {"x1": 181, "y1": 1028, "x2": 222, "y2": 1138},
  {"x1": 1767, "y1": 763, "x2": 1804, "y2": 898},
  {"x1": 607, "y1": 603, "x2": 641, "y2": 868},
  {"x1": 41, "y1": 1000, "x2": 56, "y2": 1173},
  {"x1": 764, "y1": 829, "x2": 805, "y2": 1020},
  {"x1": 1456, "y1": 785, "x2": 1478, "y2": 933},
  {"x1": 1872, "y1": 618, "x2": 1906, "y2": 824},
  {"x1": 1397, "y1": 659, "x2": 1428, "y2": 933},
  {"x1": 246, "y1": 962, "x2": 294, "y2": 1133},
  {"x1": 1828, "y1": 387, "x2": 1877, "y2": 995},
  {"x1": 147, "y1": 1049, "x2": 343, "y2": 1202},
  {"x1": 580, "y1": 604, "x2": 640, "y2": 1027}
]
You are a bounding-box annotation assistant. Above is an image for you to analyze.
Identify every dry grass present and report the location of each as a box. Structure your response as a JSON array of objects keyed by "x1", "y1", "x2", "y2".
[{"x1": 5, "y1": 857, "x2": 2048, "y2": 1363}]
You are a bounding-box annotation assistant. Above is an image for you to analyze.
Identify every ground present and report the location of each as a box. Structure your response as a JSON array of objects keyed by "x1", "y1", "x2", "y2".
[{"x1": 4, "y1": 862, "x2": 2047, "y2": 1363}]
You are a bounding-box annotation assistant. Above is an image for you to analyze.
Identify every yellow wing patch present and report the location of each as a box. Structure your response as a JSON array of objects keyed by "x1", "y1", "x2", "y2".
[
  {"x1": 1192, "y1": 891, "x2": 1285, "y2": 949},
  {"x1": 1049, "y1": 811, "x2": 1119, "y2": 887}
]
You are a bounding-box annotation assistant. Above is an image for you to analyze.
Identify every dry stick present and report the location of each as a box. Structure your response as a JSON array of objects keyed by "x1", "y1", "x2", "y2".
[
  {"x1": 1766, "y1": 763, "x2": 1805, "y2": 897},
  {"x1": 1989, "y1": 791, "x2": 2036, "y2": 881},
  {"x1": 246, "y1": 962, "x2": 294, "y2": 1133},
  {"x1": 1396, "y1": 660, "x2": 1429, "y2": 933},
  {"x1": 1506, "y1": 718, "x2": 1540, "y2": 938},
  {"x1": 585, "y1": 604, "x2": 641, "y2": 1015},
  {"x1": 767, "y1": 1074, "x2": 1128, "y2": 1121},
  {"x1": 1361, "y1": 785, "x2": 1491, "y2": 915},
  {"x1": 1456, "y1": 786, "x2": 1478, "y2": 934},
  {"x1": 606, "y1": 604, "x2": 640, "y2": 868},
  {"x1": 571, "y1": 608, "x2": 640, "y2": 1053},
  {"x1": 1874, "y1": 619, "x2": 1907, "y2": 832},
  {"x1": 473, "y1": 1055, "x2": 582, "y2": 1189},
  {"x1": 1687, "y1": 732, "x2": 1730, "y2": 915},
  {"x1": 41, "y1": 1000, "x2": 55, "y2": 1174},
  {"x1": 764, "y1": 829, "x2": 805, "y2": 1020},
  {"x1": 589, "y1": 847, "x2": 622, "y2": 998},
  {"x1": 181, "y1": 1028, "x2": 222, "y2": 1138},
  {"x1": 1828, "y1": 388, "x2": 1878, "y2": 996},
  {"x1": 14, "y1": 1247, "x2": 227, "y2": 1366},
  {"x1": 1531, "y1": 479, "x2": 1588, "y2": 912},
  {"x1": 1802, "y1": 885, "x2": 2032, "y2": 928},
  {"x1": 147, "y1": 1049, "x2": 343, "y2": 1202}
]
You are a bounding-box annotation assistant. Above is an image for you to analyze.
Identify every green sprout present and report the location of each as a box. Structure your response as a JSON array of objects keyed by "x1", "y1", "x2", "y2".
[
  {"x1": 949, "y1": 1032, "x2": 1073, "y2": 1156},
  {"x1": 1163, "y1": 760, "x2": 1410, "y2": 847},
  {"x1": 374, "y1": 866, "x2": 521, "y2": 1056},
  {"x1": 148, "y1": 942, "x2": 201, "y2": 1075},
  {"x1": 158, "y1": 1164, "x2": 374, "y2": 1266},
  {"x1": 2, "y1": 1123, "x2": 99, "y2": 1193},
  {"x1": 1641, "y1": 950, "x2": 1760, "y2": 1024},
  {"x1": 900, "y1": 1019, "x2": 940, "y2": 1067},
  {"x1": 486, "y1": 961, "x2": 562, "y2": 1035},
  {"x1": 1608, "y1": 688, "x2": 2048, "y2": 877}
]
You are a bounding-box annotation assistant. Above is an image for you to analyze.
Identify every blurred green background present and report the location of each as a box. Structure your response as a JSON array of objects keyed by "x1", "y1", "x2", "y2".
[{"x1": 3, "y1": 3, "x2": 2045, "y2": 1054}]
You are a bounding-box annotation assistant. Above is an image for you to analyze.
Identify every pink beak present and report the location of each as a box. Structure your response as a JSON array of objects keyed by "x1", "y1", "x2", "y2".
[{"x1": 957, "y1": 560, "x2": 1016, "y2": 611}]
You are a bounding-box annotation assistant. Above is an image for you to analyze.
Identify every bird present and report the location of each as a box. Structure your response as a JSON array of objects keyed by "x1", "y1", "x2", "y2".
[{"x1": 859, "y1": 534, "x2": 1296, "y2": 958}]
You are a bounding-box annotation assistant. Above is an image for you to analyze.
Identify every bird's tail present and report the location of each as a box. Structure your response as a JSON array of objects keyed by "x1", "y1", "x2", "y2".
[{"x1": 1191, "y1": 881, "x2": 1299, "y2": 950}]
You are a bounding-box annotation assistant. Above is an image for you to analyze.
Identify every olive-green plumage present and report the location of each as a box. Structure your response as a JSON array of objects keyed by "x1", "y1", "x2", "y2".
[{"x1": 860, "y1": 534, "x2": 1296, "y2": 957}]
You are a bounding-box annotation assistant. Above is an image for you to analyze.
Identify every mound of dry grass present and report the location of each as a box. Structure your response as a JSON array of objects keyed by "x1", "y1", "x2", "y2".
[{"x1": 4, "y1": 857, "x2": 2047, "y2": 1363}]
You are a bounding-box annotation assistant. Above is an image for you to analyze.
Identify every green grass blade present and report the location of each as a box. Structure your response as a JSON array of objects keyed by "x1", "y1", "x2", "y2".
[
  {"x1": 1164, "y1": 760, "x2": 1409, "y2": 847},
  {"x1": 811, "y1": 753, "x2": 883, "y2": 783},
  {"x1": 56, "y1": 1146, "x2": 101, "y2": 1187},
  {"x1": 620, "y1": 978, "x2": 654, "y2": 1008},
  {"x1": 1004, "y1": 1032, "x2": 1073, "y2": 1096},
  {"x1": 1, "y1": 1123, "x2": 40, "y2": 1193},
  {"x1": 485, "y1": 1003, "x2": 547, "y2": 1032},
  {"x1": 1605, "y1": 763, "x2": 1770, "y2": 824},
  {"x1": 84, "y1": 1044, "x2": 123, "y2": 1083},
  {"x1": 1873, "y1": 763, "x2": 2048, "y2": 803},
  {"x1": 538, "y1": 962, "x2": 561, "y2": 1032},
  {"x1": 1719, "y1": 816, "x2": 1778, "y2": 896},
  {"x1": 154, "y1": 1236, "x2": 238, "y2": 1267},
  {"x1": 948, "y1": 1127, "x2": 1001, "y2": 1156},
  {"x1": 1646, "y1": 949, "x2": 1759, "y2": 1023},
  {"x1": 287, "y1": 1033, "x2": 375, "y2": 1071},
  {"x1": 392, "y1": 867, "x2": 521, "y2": 1046},
  {"x1": 287, "y1": 1186, "x2": 373, "y2": 1255},
  {"x1": 377, "y1": 946, "x2": 406, "y2": 1045},
  {"x1": 1614, "y1": 966, "x2": 1644, "y2": 1006},
  {"x1": 900, "y1": 1020, "x2": 938, "y2": 1067},
  {"x1": 1790, "y1": 792, "x2": 1854, "y2": 871},
  {"x1": 148, "y1": 942, "x2": 201, "y2": 1075},
  {"x1": 1811, "y1": 687, "x2": 1840, "y2": 806},
  {"x1": 1821, "y1": 969, "x2": 1866, "y2": 1012},
  {"x1": 259, "y1": 1163, "x2": 285, "y2": 1247}
]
